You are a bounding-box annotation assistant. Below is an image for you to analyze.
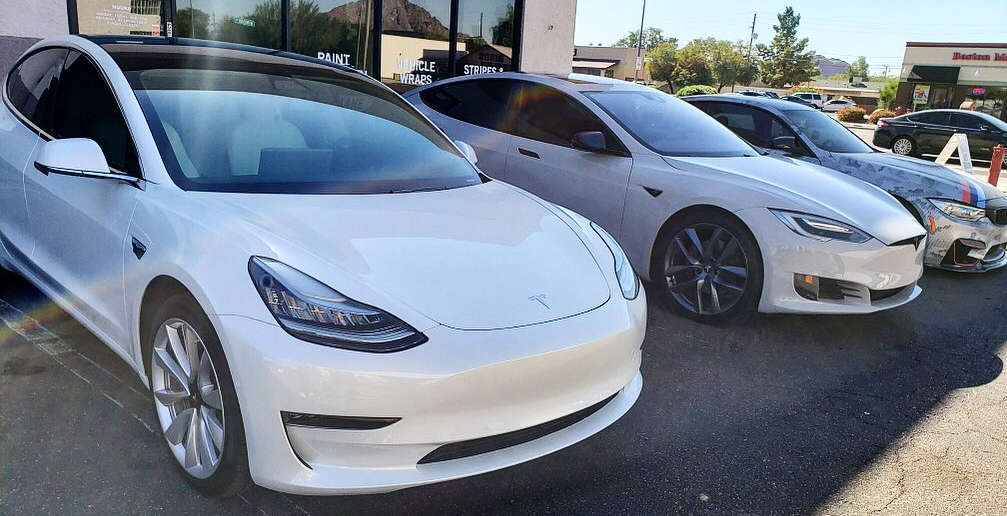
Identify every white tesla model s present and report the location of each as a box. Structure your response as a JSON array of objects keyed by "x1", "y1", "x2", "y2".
[
  {"x1": 406, "y1": 74, "x2": 928, "y2": 322},
  {"x1": 0, "y1": 36, "x2": 645, "y2": 496}
]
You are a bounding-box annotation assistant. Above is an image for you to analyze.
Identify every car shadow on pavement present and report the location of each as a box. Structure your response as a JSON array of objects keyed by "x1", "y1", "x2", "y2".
[{"x1": 1, "y1": 267, "x2": 1005, "y2": 514}]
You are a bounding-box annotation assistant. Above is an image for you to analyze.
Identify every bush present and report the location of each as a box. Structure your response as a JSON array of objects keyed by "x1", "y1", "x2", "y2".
[
  {"x1": 788, "y1": 85, "x2": 816, "y2": 94},
  {"x1": 868, "y1": 109, "x2": 895, "y2": 125},
  {"x1": 675, "y1": 85, "x2": 718, "y2": 97},
  {"x1": 837, "y1": 107, "x2": 867, "y2": 123}
]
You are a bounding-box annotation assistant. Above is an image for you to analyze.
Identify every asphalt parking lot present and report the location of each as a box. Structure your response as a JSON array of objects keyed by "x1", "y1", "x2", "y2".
[{"x1": 2, "y1": 264, "x2": 1006, "y2": 515}]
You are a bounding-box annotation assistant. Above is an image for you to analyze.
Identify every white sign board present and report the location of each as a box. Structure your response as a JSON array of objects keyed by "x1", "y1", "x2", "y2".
[
  {"x1": 635, "y1": 56, "x2": 643, "y2": 71},
  {"x1": 935, "y1": 133, "x2": 974, "y2": 173}
]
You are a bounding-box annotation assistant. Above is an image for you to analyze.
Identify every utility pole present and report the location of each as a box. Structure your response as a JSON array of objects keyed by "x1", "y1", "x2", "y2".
[
  {"x1": 634, "y1": 0, "x2": 646, "y2": 82},
  {"x1": 747, "y1": 12, "x2": 757, "y2": 60}
]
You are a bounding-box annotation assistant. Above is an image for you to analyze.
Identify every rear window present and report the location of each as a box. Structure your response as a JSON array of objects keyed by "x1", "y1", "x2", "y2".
[{"x1": 125, "y1": 63, "x2": 480, "y2": 194}]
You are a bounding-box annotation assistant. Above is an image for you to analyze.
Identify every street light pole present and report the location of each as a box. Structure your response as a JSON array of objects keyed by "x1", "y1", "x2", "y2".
[{"x1": 634, "y1": 0, "x2": 646, "y2": 82}]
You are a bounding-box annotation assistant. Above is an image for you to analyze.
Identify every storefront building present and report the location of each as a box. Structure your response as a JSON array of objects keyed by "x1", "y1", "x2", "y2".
[
  {"x1": 0, "y1": 0, "x2": 576, "y2": 91},
  {"x1": 895, "y1": 42, "x2": 1007, "y2": 121}
]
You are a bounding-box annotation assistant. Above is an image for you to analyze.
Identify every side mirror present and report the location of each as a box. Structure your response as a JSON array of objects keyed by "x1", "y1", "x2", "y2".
[
  {"x1": 33, "y1": 138, "x2": 139, "y2": 185},
  {"x1": 454, "y1": 140, "x2": 478, "y2": 164},
  {"x1": 571, "y1": 131, "x2": 607, "y2": 152},
  {"x1": 770, "y1": 136, "x2": 797, "y2": 151}
]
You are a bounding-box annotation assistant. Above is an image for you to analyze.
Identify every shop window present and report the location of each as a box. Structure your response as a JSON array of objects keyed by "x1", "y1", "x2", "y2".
[
  {"x1": 75, "y1": 0, "x2": 165, "y2": 36},
  {"x1": 455, "y1": 0, "x2": 515, "y2": 77},
  {"x1": 381, "y1": 0, "x2": 452, "y2": 91},
  {"x1": 290, "y1": 0, "x2": 375, "y2": 73},
  {"x1": 174, "y1": 0, "x2": 282, "y2": 49},
  {"x1": 964, "y1": 87, "x2": 1007, "y2": 121}
]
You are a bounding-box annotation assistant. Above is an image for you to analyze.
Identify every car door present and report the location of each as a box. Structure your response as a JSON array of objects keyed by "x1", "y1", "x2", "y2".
[
  {"x1": 502, "y1": 81, "x2": 633, "y2": 235},
  {"x1": 22, "y1": 50, "x2": 140, "y2": 350},
  {"x1": 909, "y1": 111, "x2": 952, "y2": 153},
  {"x1": 949, "y1": 112, "x2": 996, "y2": 157},
  {"x1": 413, "y1": 79, "x2": 518, "y2": 177},
  {"x1": 0, "y1": 47, "x2": 69, "y2": 263}
]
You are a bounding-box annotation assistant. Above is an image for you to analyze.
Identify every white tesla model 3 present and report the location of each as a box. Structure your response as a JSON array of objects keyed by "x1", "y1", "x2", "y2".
[
  {"x1": 405, "y1": 74, "x2": 928, "y2": 322},
  {"x1": 0, "y1": 36, "x2": 645, "y2": 496}
]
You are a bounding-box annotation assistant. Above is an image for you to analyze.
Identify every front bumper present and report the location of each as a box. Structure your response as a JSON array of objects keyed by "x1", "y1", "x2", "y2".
[
  {"x1": 739, "y1": 208, "x2": 925, "y2": 314},
  {"x1": 920, "y1": 209, "x2": 1007, "y2": 272},
  {"x1": 213, "y1": 291, "x2": 646, "y2": 495}
]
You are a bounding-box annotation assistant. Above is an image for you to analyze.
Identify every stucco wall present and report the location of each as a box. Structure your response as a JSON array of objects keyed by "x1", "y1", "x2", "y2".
[
  {"x1": 519, "y1": 0, "x2": 577, "y2": 75},
  {"x1": 0, "y1": 0, "x2": 68, "y2": 77}
]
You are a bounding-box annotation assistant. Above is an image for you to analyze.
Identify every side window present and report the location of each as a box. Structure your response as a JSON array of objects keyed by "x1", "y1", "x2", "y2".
[
  {"x1": 512, "y1": 82, "x2": 623, "y2": 153},
  {"x1": 950, "y1": 113, "x2": 982, "y2": 130},
  {"x1": 419, "y1": 79, "x2": 518, "y2": 133},
  {"x1": 5, "y1": 47, "x2": 68, "y2": 132},
  {"x1": 702, "y1": 102, "x2": 800, "y2": 150},
  {"x1": 51, "y1": 51, "x2": 139, "y2": 176},
  {"x1": 910, "y1": 111, "x2": 950, "y2": 125}
]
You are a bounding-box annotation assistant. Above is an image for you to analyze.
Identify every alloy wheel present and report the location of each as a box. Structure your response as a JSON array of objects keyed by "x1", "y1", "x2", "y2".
[
  {"x1": 664, "y1": 223, "x2": 749, "y2": 316},
  {"x1": 892, "y1": 138, "x2": 913, "y2": 155},
  {"x1": 151, "y1": 318, "x2": 225, "y2": 479}
]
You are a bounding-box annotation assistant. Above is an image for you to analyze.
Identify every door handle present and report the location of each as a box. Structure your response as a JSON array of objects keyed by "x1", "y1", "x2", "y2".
[{"x1": 518, "y1": 148, "x2": 540, "y2": 159}]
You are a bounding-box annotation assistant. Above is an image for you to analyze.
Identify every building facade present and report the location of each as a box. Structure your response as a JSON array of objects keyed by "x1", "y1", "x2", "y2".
[
  {"x1": 895, "y1": 42, "x2": 1007, "y2": 121},
  {"x1": 572, "y1": 45, "x2": 650, "y2": 82},
  {"x1": 0, "y1": 0, "x2": 577, "y2": 91}
]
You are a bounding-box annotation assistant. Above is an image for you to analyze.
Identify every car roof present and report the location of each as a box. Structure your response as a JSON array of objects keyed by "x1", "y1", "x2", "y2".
[
  {"x1": 404, "y1": 71, "x2": 656, "y2": 96},
  {"x1": 80, "y1": 35, "x2": 365, "y2": 77},
  {"x1": 682, "y1": 93, "x2": 817, "y2": 113}
]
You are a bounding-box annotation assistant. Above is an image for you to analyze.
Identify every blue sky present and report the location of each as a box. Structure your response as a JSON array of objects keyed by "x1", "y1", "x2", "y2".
[{"x1": 575, "y1": 0, "x2": 1007, "y2": 77}]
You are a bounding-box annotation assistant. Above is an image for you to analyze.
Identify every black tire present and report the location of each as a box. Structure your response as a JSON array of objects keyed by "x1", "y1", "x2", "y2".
[
  {"x1": 655, "y1": 209, "x2": 764, "y2": 324},
  {"x1": 145, "y1": 292, "x2": 250, "y2": 497},
  {"x1": 891, "y1": 136, "x2": 917, "y2": 157}
]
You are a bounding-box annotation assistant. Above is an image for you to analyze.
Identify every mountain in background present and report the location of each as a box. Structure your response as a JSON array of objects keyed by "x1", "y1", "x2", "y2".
[
  {"x1": 329, "y1": 0, "x2": 449, "y2": 39},
  {"x1": 816, "y1": 54, "x2": 850, "y2": 77}
]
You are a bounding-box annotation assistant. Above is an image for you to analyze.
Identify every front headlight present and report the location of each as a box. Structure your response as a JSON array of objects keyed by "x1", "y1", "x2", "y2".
[
  {"x1": 929, "y1": 199, "x2": 986, "y2": 222},
  {"x1": 591, "y1": 222, "x2": 640, "y2": 300},
  {"x1": 248, "y1": 257, "x2": 426, "y2": 352},
  {"x1": 770, "y1": 209, "x2": 872, "y2": 243}
]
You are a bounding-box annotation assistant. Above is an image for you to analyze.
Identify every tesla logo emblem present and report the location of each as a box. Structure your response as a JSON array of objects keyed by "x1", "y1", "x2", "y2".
[{"x1": 528, "y1": 294, "x2": 550, "y2": 309}]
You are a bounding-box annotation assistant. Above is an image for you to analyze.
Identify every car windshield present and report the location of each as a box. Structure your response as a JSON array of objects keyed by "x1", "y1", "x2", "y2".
[
  {"x1": 585, "y1": 90, "x2": 758, "y2": 157},
  {"x1": 782, "y1": 109, "x2": 873, "y2": 154},
  {"x1": 125, "y1": 64, "x2": 480, "y2": 194}
]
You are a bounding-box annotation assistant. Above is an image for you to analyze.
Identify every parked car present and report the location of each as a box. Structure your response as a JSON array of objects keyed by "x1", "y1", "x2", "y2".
[
  {"x1": 873, "y1": 109, "x2": 1007, "y2": 165},
  {"x1": 685, "y1": 95, "x2": 1007, "y2": 271},
  {"x1": 739, "y1": 90, "x2": 772, "y2": 98},
  {"x1": 406, "y1": 74, "x2": 926, "y2": 322},
  {"x1": 780, "y1": 95, "x2": 815, "y2": 108},
  {"x1": 822, "y1": 98, "x2": 857, "y2": 112},
  {"x1": 0, "y1": 36, "x2": 647, "y2": 496},
  {"x1": 791, "y1": 92, "x2": 824, "y2": 109}
]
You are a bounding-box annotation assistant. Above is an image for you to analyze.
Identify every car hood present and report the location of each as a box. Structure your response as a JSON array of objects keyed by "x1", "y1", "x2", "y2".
[
  {"x1": 202, "y1": 181, "x2": 610, "y2": 330},
  {"x1": 664, "y1": 155, "x2": 925, "y2": 245},
  {"x1": 831, "y1": 152, "x2": 1003, "y2": 207}
]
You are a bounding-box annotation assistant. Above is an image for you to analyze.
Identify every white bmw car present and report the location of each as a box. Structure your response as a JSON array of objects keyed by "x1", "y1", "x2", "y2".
[
  {"x1": 405, "y1": 73, "x2": 928, "y2": 322},
  {"x1": 0, "y1": 36, "x2": 645, "y2": 496}
]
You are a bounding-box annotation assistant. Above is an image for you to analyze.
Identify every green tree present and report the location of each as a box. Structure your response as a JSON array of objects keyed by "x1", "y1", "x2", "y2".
[
  {"x1": 672, "y1": 40, "x2": 713, "y2": 88},
  {"x1": 756, "y1": 7, "x2": 818, "y2": 88},
  {"x1": 692, "y1": 38, "x2": 758, "y2": 91},
  {"x1": 648, "y1": 42, "x2": 678, "y2": 91},
  {"x1": 848, "y1": 56, "x2": 869, "y2": 80},
  {"x1": 614, "y1": 27, "x2": 675, "y2": 51},
  {"x1": 878, "y1": 79, "x2": 898, "y2": 109},
  {"x1": 175, "y1": 7, "x2": 210, "y2": 39}
]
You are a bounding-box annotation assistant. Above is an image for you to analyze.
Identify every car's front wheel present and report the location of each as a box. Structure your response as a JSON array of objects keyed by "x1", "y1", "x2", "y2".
[
  {"x1": 891, "y1": 136, "x2": 916, "y2": 156},
  {"x1": 147, "y1": 293, "x2": 249, "y2": 497},
  {"x1": 658, "y1": 211, "x2": 763, "y2": 323}
]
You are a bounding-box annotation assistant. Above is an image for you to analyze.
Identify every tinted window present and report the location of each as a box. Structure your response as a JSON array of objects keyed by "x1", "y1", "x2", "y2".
[
  {"x1": 420, "y1": 79, "x2": 518, "y2": 132},
  {"x1": 51, "y1": 51, "x2": 139, "y2": 176},
  {"x1": 513, "y1": 83, "x2": 624, "y2": 153},
  {"x1": 950, "y1": 112, "x2": 983, "y2": 130},
  {"x1": 782, "y1": 109, "x2": 873, "y2": 154},
  {"x1": 5, "y1": 47, "x2": 68, "y2": 132},
  {"x1": 910, "y1": 111, "x2": 950, "y2": 125},
  {"x1": 586, "y1": 90, "x2": 757, "y2": 157},
  {"x1": 696, "y1": 102, "x2": 795, "y2": 148},
  {"x1": 127, "y1": 65, "x2": 480, "y2": 194}
]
